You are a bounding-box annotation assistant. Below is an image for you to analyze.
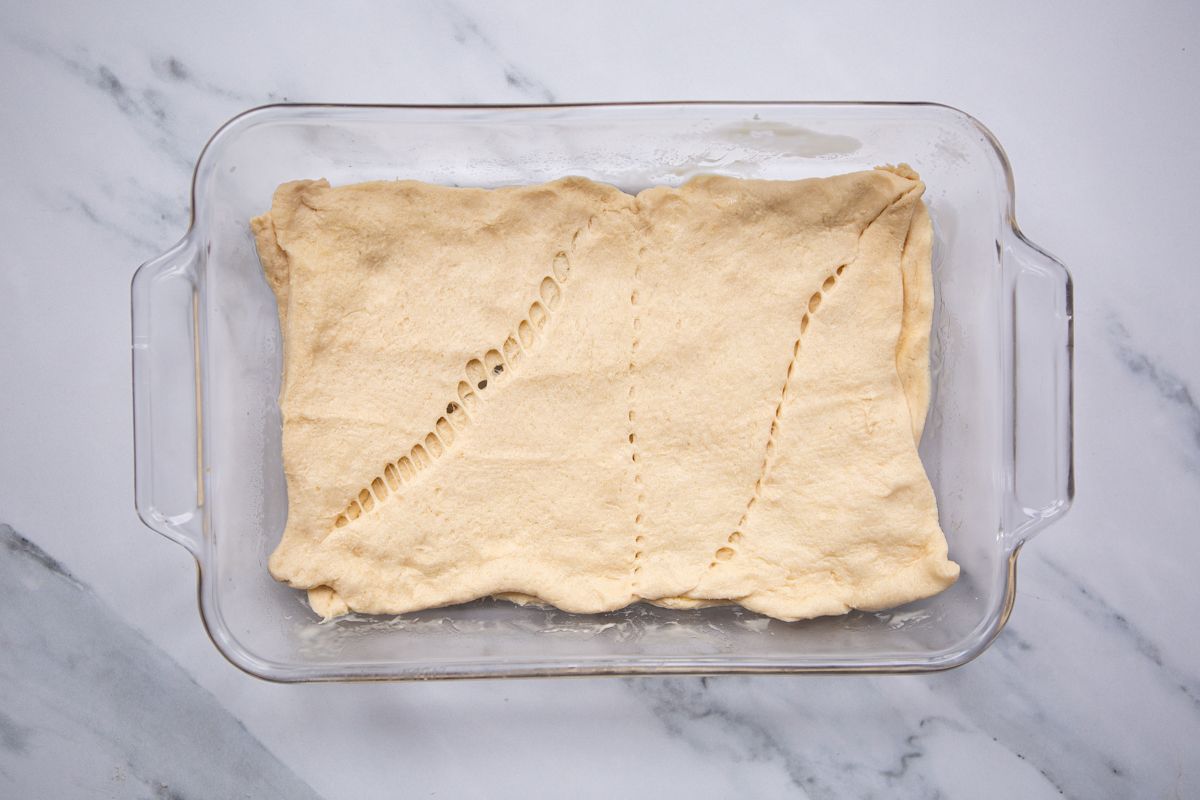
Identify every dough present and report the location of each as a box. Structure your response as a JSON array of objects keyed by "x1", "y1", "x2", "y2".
[
  {"x1": 252, "y1": 168, "x2": 959, "y2": 622},
  {"x1": 675, "y1": 180, "x2": 956, "y2": 618}
]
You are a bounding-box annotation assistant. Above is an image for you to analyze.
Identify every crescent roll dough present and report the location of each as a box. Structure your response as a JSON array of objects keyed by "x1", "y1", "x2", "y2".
[{"x1": 252, "y1": 167, "x2": 958, "y2": 622}]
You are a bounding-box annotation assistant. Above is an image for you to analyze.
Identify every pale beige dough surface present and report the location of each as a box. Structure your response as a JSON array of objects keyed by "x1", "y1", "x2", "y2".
[
  {"x1": 678, "y1": 182, "x2": 956, "y2": 618},
  {"x1": 252, "y1": 168, "x2": 958, "y2": 622}
]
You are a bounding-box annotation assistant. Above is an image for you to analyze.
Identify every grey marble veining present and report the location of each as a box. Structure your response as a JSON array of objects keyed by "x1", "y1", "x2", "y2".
[
  {"x1": 441, "y1": 0, "x2": 557, "y2": 103},
  {"x1": 1, "y1": 1, "x2": 1198, "y2": 797},
  {"x1": 13, "y1": 37, "x2": 196, "y2": 172},
  {"x1": 1106, "y1": 315, "x2": 1200, "y2": 466},
  {"x1": 0, "y1": 525, "x2": 320, "y2": 799}
]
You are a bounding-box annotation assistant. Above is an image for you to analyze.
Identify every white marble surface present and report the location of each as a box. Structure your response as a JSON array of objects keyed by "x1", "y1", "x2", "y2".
[{"x1": 1, "y1": 1, "x2": 1198, "y2": 797}]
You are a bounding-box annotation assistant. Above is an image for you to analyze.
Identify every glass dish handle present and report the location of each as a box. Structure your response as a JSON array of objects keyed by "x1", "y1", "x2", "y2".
[
  {"x1": 131, "y1": 238, "x2": 203, "y2": 555},
  {"x1": 1006, "y1": 228, "x2": 1074, "y2": 543}
]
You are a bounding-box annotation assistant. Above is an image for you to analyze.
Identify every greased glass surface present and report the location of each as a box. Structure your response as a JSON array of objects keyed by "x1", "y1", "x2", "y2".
[{"x1": 131, "y1": 103, "x2": 1073, "y2": 680}]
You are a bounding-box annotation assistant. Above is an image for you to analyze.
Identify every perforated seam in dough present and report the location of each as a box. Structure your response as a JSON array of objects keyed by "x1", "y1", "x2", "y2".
[
  {"x1": 330, "y1": 248, "x2": 574, "y2": 530},
  {"x1": 629, "y1": 246, "x2": 645, "y2": 586},
  {"x1": 706, "y1": 262, "x2": 849, "y2": 568}
]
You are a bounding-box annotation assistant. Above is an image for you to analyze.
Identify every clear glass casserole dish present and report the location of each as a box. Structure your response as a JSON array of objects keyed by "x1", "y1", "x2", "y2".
[{"x1": 132, "y1": 102, "x2": 1073, "y2": 681}]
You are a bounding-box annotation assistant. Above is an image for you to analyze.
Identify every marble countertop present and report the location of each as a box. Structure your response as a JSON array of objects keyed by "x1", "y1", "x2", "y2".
[{"x1": 2, "y1": 2, "x2": 1198, "y2": 797}]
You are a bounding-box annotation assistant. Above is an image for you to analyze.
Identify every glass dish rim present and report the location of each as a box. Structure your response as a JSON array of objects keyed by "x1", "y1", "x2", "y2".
[{"x1": 135, "y1": 100, "x2": 1074, "y2": 681}]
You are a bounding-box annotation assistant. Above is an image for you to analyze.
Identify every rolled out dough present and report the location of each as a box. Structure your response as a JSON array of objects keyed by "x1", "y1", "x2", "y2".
[{"x1": 252, "y1": 168, "x2": 958, "y2": 622}]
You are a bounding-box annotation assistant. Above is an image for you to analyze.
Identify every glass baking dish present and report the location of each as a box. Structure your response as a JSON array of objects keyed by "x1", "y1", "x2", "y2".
[{"x1": 132, "y1": 102, "x2": 1073, "y2": 681}]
